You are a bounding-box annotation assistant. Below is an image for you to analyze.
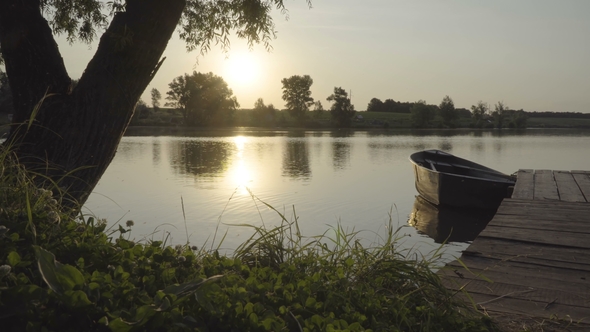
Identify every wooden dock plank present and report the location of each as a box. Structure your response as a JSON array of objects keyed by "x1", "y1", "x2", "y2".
[
  {"x1": 441, "y1": 273, "x2": 589, "y2": 307},
  {"x1": 439, "y1": 169, "x2": 590, "y2": 323},
  {"x1": 512, "y1": 169, "x2": 534, "y2": 199},
  {"x1": 500, "y1": 198, "x2": 590, "y2": 209},
  {"x1": 533, "y1": 170, "x2": 559, "y2": 200},
  {"x1": 464, "y1": 238, "x2": 590, "y2": 271},
  {"x1": 488, "y1": 215, "x2": 590, "y2": 234},
  {"x1": 453, "y1": 292, "x2": 590, "y2": 325},
  {"x1": 496, "y1": 200, "x2": 590, "y2": 220},
  {"x1": 572, "y1": 171, "x2": 590, "y2": 202},
  {"x1": 442, "y1": 276, "x2": 590, "y2": 317},
  {"x1": 554, "y1": 170, "x2": 587, "y2": 202},
  {"x1": 478, "y1": 226, "x2": 590, "y2": 249},
  {"x1": 444, "y1": 256, "x2": 590, "y2": 286},
  {"x1": 494, "y1": 209, "x2": 590, "y2": 225}
]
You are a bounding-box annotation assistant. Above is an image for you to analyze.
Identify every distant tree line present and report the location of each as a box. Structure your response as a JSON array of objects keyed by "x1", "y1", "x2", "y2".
[
  {"x1": 130, "y1": 72, "x2": 357, "y2": 128},
  {"x1": 2, "y1": 64, "x2": 574, "y2": 130},
  {"x1": 366, "y1": 98, "x2": 415, "y2": 113},
  {"x1": 368, "y1": 95, "x2": 528, "y2": 129},
  {"x1": 526, "y1": 111, "x2": 590, "y2": 119}
]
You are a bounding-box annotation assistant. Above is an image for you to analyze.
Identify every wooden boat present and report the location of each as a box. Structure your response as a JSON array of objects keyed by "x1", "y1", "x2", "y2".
[
  {"x1": 408, "y1": 195, "x2": 495, "y2": 243},
  {"x1": 409, "y1": 149, "x2": 516, "y2": 209}
]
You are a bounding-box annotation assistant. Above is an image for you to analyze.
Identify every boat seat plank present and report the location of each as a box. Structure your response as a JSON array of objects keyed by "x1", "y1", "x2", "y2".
[
  {"x1": 512, "y1": 169, "x2": 534, "y2": 199},
  {"x1": 533, "y1": 170, "x2": 559, "y2": 200},
  {"x1": 554, "y1": 170, "x2": 587, "y2": 202},
  {"x1": 572, "y1": 171, "x2": 590, "y2": 202}
]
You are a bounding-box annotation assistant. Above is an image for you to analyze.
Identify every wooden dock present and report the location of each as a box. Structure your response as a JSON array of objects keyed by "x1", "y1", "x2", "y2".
[{"x1": 439, "y1": 170, "x2": 590, "y2": 326}]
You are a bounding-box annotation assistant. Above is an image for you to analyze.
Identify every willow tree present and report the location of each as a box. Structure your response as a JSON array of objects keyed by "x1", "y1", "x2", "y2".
[{"x1": 0, "y1": 0, "x2": 310, "y2": 209}]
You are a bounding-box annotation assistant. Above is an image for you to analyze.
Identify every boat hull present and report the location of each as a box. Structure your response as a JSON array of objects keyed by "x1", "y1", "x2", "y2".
[{"x1": 410, "y1": 150, "x2": 515, "y2": 209}]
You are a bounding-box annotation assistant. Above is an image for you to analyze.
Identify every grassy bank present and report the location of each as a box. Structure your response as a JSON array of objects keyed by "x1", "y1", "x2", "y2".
[
  {"x1": 0, "y1": 147, "x2": 499, "y2": 331},
  {"x1": 3, "y1": 109, "x2": 590, "y2": 131},
  {"x1": 128, "y1": 108, "x2": 590, "y2": 130}
]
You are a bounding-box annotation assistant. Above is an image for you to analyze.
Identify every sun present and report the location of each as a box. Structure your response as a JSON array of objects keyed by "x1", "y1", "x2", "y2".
[{"x1": 223, "y1": 52, "x2": 260, "y2": 86}]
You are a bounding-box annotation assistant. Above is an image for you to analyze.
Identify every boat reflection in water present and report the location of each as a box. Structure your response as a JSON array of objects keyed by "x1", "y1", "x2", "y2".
[{"x1": 408, "y1": 195, "x2": 496, "y2": 244}]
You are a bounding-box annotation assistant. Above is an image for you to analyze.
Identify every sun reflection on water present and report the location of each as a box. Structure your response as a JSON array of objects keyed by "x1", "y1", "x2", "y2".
[{"x1": 231, "y1": 136, "x2": 253, "y2": 195}]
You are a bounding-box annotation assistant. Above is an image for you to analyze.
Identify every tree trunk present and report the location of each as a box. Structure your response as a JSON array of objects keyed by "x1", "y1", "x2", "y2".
[{"x1": 0, "y1": 0, "x2": 186, "y2": 209}]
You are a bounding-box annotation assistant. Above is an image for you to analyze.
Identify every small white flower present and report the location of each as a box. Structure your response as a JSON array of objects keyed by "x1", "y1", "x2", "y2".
[{"x1": 177, "y1": 256, "x2": 186, "y2": 263}]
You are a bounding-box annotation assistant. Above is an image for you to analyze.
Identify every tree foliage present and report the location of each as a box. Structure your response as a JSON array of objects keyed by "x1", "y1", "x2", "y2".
[
  {"x1": 491, "y1": 101, "x2": 507, "y2": 129},
  {"x1": 312, "y1": 100, "x2": 325, "y2": 119},
  {"x1": 366, "y1": 97, "x2": 413, "y2": 113},
  {"x1": 0, "y1": 0, "x2": 311, "y2": 208},
  {"x1": 150, "y1": 88, "x2": 162, "y2": 110},
  {"x1": 366, "y1": 98, "x2": 384, "y2": 112},
  {"x1": 508, "y1": 110, "x2": 528, "y2": 128},
  {"x1": 281, "y1": 75, "x2": 314, "y2": 125},
  {"x1": 31, "y1": 0, "x2": 311, "y2": 53},
  {"x1": 165, "y1": 72, "x2": 238, "y2": 126},
  {"x1": 410, "y1": 100, "x2": 434, "y2": 128},
  {"x1": 470, "y1": 101, "x2": 489, "y2": 128},
  {"x1": 252, "y1": 98, "x2": 277, "y2": 127},
  {"x1": 327, "y1": 87, "x2": 355, "y2": 128},
  {"x1": 439, "y1": 95, "x2": 458, "y2": 127}
]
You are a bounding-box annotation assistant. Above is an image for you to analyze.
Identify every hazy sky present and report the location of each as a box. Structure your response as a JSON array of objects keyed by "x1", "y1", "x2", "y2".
[{"x1": 54, "y1": 0, "x2": 590, "y2": 112}]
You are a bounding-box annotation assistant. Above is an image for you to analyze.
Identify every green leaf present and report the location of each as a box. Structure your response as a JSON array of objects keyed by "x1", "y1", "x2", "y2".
[
  {"x1": 163, "y1": 275, "x2": 223, "y2": 298},
  {"x1": 118, "y1": 224, "x2": 128, "y2": 234},
  {"x1": 244, "y1": 302, "x2": 254, "y2": 315},
  {"x1": 7, "y1": 251, "x2": 21, "y2": 267},
  {"x1": 249, "y1": 312, "x2": 258, "y2": 324},
  {"x1": 77, "y1": 257, "x2": 85, "y2": 269},
  {"x1": 345, "y1": 257, "x2": 354, "y2": 267},
  {"x1": 133, "y1": 305, "x2": 156, "y2": 323},
  {"x1": 109, "y1": 318, "x2": 132, "y2": 332},
  {"x1": 64, "y1": 290, "x2": 92, "y2": 307},
  {"x1": 155, "y1": 296, "x2": 171, "y2": 311},
  {"x1": 34, "y1": 246, "x2": 85, "y2": 295}
]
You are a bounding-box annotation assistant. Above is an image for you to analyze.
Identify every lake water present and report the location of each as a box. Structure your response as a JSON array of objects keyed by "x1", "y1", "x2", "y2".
[{"x1": 84, "y1": 128, "x2": 590, "y2": 262}]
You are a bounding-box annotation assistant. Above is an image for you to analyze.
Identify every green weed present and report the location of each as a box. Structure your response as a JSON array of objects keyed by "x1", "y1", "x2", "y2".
[{"x1": 0, "y1": 147, "x2": 498, "y2": 331}]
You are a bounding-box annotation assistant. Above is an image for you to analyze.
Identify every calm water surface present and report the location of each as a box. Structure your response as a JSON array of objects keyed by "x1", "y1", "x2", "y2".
[{"x1": 84, "y1": 128, "x2": 590, "y2": 262}]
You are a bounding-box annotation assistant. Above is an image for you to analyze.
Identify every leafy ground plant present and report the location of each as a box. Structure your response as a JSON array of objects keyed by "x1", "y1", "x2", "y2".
[{"x1": 0, "y1": 146, "x2": 499, "y2": 331}]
